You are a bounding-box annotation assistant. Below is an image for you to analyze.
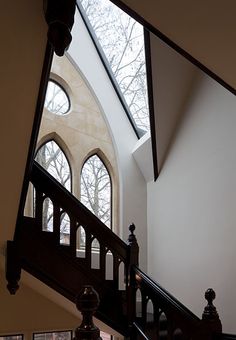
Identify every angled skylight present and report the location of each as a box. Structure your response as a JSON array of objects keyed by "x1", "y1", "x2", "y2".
[{"x1": 79, "y1": 0, "x2": 150, "y2": 134}]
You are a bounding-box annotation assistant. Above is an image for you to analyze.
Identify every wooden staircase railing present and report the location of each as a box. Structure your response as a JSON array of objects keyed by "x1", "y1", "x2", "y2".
[
  {"x1": 7, "y1": 161, "x2": 138, "y2": 335},
  {"x1": 129, "y1": 266, "x2": 222, "y2": 339},
  {"x1": 6, "y1": 161, "x2": 227, "y2": 339},
  {"x1": 214, "y1": 335, "x2": 236, "y2": 340}
]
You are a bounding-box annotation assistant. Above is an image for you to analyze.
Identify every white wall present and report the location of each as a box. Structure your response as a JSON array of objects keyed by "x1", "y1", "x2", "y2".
[
  {"x1": 68, "y1": 10, "x2": 147, "y2": 270},
  {"x1": 147, "y1": 72, "x2": 236, "y2": 333},
  {"x1": 150, "y1": 33, "x2": 197, "y2": 170}
]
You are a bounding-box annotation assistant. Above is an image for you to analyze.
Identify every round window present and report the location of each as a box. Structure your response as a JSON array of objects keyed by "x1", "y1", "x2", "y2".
[{"x1": 44, "y1": 80, "x2": 70, "y2": 115}]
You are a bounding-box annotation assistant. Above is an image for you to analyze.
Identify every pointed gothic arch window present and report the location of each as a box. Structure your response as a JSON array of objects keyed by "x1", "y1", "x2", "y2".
[
  {"x1": 35, "y1": 140, "x2": 72, "y2": 191},
  {"x1": 35, "y1": 140, "x2": 72, "y2": 241},
  {"x1": 80, "y1": 154, "x2": 112, "y2": 228}
]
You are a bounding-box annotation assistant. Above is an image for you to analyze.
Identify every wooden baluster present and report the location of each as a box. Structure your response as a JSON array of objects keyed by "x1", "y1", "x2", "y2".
[
  {"x1": 166, "y1": 316, "x2": 173, "y2": 340},
  {"x1": 70, "y1": 216, "x2": 76, "y2": 256},
  {"x1": 99, "y1": 244, "x2": 106, "y2": 280},
  {"x1": 86, "y1": 232, "x2": 92, "y2": 268},
  {"x1": 142, "y1": 294, "x2": 148, "y2": 327},
  {"x1": 53, "y1": 202, "x2": 61, "y2": 244},
  {"x1": 74, "y1": 286, "x2": 102, "y2": 340},
  {"x1": 35, "y1": 189, "x2": 44, "y2": 230},
  {"x1": 113, "y1": 254, "x2": 119, "y2": 289},
  {"x1": 153, "y1": 304, "x2": 160, "y2": 339}
]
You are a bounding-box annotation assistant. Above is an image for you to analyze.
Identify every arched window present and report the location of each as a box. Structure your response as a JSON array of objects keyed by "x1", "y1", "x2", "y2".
[
  {"x1": 35, "y1": 140, "x2": 72, "y2": 242},
  {"x1": 80, "y1": 154, "x2": 111, "y2": 228},
  {"x1": 35, "y1": 140, "x2": 71, "y2": 191},
  {"x1": 44, "y1": 80, "x2": 70, "y2": 115}
]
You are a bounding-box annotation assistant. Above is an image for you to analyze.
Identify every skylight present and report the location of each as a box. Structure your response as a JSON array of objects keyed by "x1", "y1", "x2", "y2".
[{"x1": 79, "y1": 0, "x2": 150, "y2": 134}]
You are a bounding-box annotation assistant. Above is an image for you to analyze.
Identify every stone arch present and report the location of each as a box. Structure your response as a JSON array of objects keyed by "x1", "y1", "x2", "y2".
[
  {"x1": 37, "y1": 132, "x2": 73, "y2": 166},
  {"x1": 59, "y1": 57, "x2": 122, "y2": 218}
]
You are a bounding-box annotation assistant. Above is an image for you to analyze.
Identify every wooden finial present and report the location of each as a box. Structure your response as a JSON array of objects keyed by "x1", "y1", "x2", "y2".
[
  {"x1": 74, "y1": 286, "x2": 102, "y2": 340},
  {"x1": 128, "y1": 223, "x2": 137, "y2": 245},
  {"x1": 202, "y1": 288, "x2": 219, "y2": 320}
]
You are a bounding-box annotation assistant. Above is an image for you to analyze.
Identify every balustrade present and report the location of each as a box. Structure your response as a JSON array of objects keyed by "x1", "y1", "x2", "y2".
[
  {"x1": 131, "y1": 266, "x2": 222, "y2": 339},
  {"x1": 6, "y1": 162, "x2": 225, "y2": 339}
]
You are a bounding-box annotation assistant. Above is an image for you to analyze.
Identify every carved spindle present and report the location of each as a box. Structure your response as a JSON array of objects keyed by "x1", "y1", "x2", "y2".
[
  {"x1": 44, "y1": 0, "x2": 76, "y2": 56},
  {"x1": 6, "y1": 240, "x2": 21, "y2": 294},
  {"x1": 74, "y1": 286, "x2": 102, "y2": 340},
  {"x1": 201, "y1": 288, "x2": 222, "y2": 337}
]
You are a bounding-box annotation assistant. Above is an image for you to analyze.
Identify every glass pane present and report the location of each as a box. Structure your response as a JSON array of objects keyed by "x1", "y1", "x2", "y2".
[
  {"x1": 79, "y1": 0, "x2": 150, "y2": 133},
  {"x1": 45, "y1": 80, "x2": 70, "y2": 115},
  {"x1": 42, "y1": 197, "x2": 53, "y2": 232},
  {"x1": 60, "y1": 212, "x2": 70, "y2": 245},
  {"x1": 35, "y1": 140, "x2": 71, "y2": 191},
  {"x1": 77, "y1": 225, "x2": 86, "y2": 248},
  {"x1": 81, "y1": 155, "x2": 111, "y2": 227},
  {"x1": 24, "y1": 182, "x2": 35, "y2": 218},
  {"x1": 91, "y1": 238, "x2": 100, "y2": 268},
  {"x1": 33, "y1": 331, "x2": 72, "y2": 340},
  {"x1": 105, "y1": 250, "x2": 113, "y2": 280},
  {"x1": 76, "y1": 225, "x2": 86, "y2": 257},
  {"x1": 0, "y1": 336, "x2": 23, "y2": 340}
]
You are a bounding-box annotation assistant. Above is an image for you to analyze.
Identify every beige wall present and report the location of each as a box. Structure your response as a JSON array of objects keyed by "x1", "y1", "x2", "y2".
[
  {"x1": 147, "y1": 71, "x2": 236, "y2": 333},
  {"x1": 0, "y1": 0, "x2": 47, "y2": 254},
  {"x1": 0, "y1": 268, "x2": 78, "y2": 340},
  {"x1": 37, "y1": 54, "x2": 120, "y2": 231}
]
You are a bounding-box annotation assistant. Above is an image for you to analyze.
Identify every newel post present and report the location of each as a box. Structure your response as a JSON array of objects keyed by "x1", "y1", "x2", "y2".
[
  {"x1": 127, "y1": 224, "x2": 139, "y2": 335},
  {"x1": 127, "y1": 224, "x2": 139, "y2": 268},
  {"x1": 44, "y1": 0, "x2": 76, "y2": 56},
  {"x1": 6, "y1": 240, "x2": 21, "y2": 295},
  {"x1": 74, "y1": 286, "x2": 102, "y2": 340},
  {"x1": 201, "y1": 288, "x2": 222, "y2": 339}
]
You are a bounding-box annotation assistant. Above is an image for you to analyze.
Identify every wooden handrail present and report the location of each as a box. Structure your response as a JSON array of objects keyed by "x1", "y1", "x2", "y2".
[
  {"x1": 214, "y1": 335, "x2": 236, "y2": 340},
  {"x1": 31, "y1": 161, "x2": 127, "y2": 259},
  {"x1": 131, "y1": 265, "x2": 222, "y2": 339},
  {"x1": 133, "y1": 266, "x2": 199, "y2": 322}
]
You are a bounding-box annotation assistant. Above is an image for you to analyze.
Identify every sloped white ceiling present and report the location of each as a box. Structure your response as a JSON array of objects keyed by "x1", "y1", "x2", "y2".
[{"x1": 112, "y1": 0, "x2": 236, "y2": 92}]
